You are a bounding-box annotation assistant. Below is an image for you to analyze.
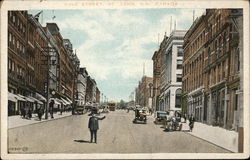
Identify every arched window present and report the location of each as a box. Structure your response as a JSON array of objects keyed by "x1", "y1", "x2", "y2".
[{"x1": 175, "y1": 89, "x2": 182, "y2": 108}]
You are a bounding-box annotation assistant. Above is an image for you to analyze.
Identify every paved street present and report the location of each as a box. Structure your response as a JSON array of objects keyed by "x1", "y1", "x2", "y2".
[{"x1": 8, "y1": 110, "x2": 230, "y2": 153}]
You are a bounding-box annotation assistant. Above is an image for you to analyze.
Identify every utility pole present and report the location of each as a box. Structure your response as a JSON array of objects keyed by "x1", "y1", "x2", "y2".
[
  {"x1": 170, "y1": 16, "x2": 172, "y2": 33},
  {"x1": 45, "y1": 54, "x2": 50, "y2": 119},
  {"x1": 193, "y1": 10, "x2": 195, "y2": 22}
]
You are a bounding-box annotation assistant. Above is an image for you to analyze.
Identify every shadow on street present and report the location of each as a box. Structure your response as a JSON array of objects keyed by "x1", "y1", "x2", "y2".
[{"x1": 74, "y1": 140, "x2": 90, "y2": 143}]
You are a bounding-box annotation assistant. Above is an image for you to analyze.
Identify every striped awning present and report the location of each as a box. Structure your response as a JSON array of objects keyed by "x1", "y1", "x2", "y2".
[
  {"x1": 17, "y1": 94, "x2": 35, "y2": 102},
  {"x1": 60, "y1": 98, "x2": 70, "y2": 105},
  {"x1": 66, "y1": 97, "x2": 72, "y2": 104},
  {"x1": 28, "y1": 96, "x2": 43, "y2": 105},
  {"x1": 35, "y1": 93, "x2": 46, "y2": 101},
  {"x1": 8, "y1": 92, "x2": 17, "y2": 102}
]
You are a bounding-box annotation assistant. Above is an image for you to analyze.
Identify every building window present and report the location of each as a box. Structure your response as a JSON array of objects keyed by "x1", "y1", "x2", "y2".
[
  {"x1": 12, "y1": 61, "x2": 15, "y2": 72},
  {"x1": 176, "y1": 74, "x2": 182, "y2": 82},
  {"x1": 17, "y1": 18, "x2": 19, "y2": 28},
  {"x1": 13, "y1": 14, "x2": 15, "y2": 24},
  {"x1": 9, "y1": 32, "x2": 12, "y2": 43},
  {"x1": 175, "y1": 89, "x2": 182, "y2": 108},
  {"x1": 17, "y1": 40, "x2": 19, "y2": 51},
  {"x1": 12, "y1": 36, "x2": 15, "y2": 49},
  {"x1": 23, "y1": 27, "x2": 26, "y2": 34},
  {"x1": 177, "y1": 46, "x2": 183, "y2": 57},
  {"x1": 177, "y1": 60, "x2": 183, "y2": 69},
  {"x1": 8, "y1": 59, "x2": 11, "y2": 71},
  {"x1": 22, "y1": 45, "x2": 25, "y2": 54}
]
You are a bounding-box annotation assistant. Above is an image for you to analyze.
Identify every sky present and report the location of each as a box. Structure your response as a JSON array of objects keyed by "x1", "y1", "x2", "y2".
[{"x1": 28, "y1": 8, "x2": 205, "y2": 102}]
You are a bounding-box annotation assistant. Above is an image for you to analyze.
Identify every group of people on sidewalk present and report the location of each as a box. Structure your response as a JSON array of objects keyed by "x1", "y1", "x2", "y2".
[
  {"x1": 19, "y1": 100, "x2": 70, "y2": 121},
  {"x1": 177, "y1": 113, "x2": 196, "y2": 132}
]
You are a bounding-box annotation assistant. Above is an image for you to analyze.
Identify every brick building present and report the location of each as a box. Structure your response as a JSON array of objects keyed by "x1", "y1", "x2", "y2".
[
  {"x1": 7, "y1": 11, "x2": 81, "y2": 116},
  {"x1": 8, "y1": 11, "x2": 29, "y2": 115},
  {"x1": 182, "y1": 9, "x2": 243, "y2": 131},
  {"x1": 46, "y1": 23, "x2": 79, "y2": 103},
  {"x1": 135, "y1": 76, "x2": 153, "y2": 110},
  {"x1": 152, "y1": 50, "x2": 162, "y2": 112}
]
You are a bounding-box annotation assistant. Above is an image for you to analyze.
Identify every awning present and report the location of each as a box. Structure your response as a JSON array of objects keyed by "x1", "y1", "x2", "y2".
[
  {"x1": 35, "y1": 93, "x2": 47, "y2": 101},
  {"x1": 60, "y1": 98, "x2": 70, "y2": 105},
  {"x1": 55, "y1": 98, "x2": 63, "y2": 105},
  {"x1": 28, "y1": 96, "x2": 43, "y2": 105},
  {"x1": 66, "y1": 97, "x2": 72, "y2": 104},
  {"x1": 8, "y1": 92, "x2": 17, "y2": 102},
  {"x1": 50, "y1": 98, "x2": 61, "y2": 105},
  {"x1": 18, "y1": 94, "x2": 35, "y2": 102}
]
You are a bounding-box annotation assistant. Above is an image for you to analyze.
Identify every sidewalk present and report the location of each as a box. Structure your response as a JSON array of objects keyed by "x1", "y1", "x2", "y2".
[
  {"x1": 181, "y1": 121, "x2": 238, "y2": 152},
  {"x1": 8, "y1": 112, "x2": 73, "y2": 129}
]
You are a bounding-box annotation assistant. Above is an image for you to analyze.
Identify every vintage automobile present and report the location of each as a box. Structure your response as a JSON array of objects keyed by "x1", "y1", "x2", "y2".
[
  {"x1": 75, "y1": 105, "x2": 85, "y2": 115},
  {"x1": 133, "y1": 108, "x2": 147, "y2": 124},
  {"x1": 163, "y1": 110, "x2": 182, "y2": 131},
  {"x1": 154, "y1": 111, "x2": 167, "y2": 124}
]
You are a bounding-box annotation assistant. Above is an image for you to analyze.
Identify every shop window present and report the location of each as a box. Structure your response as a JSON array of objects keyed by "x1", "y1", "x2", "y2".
[
  {"x1": 175, "y1": 89, "x2": 182, "y2": 108},
  {"x1": 234, "y1": 92, "x2": 238, "y2": 110}
]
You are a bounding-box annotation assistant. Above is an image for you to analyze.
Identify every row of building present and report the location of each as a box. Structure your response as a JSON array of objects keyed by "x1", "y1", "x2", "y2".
[
  {"x1": 136, "y1": 9, "x2": 243, "y2": 133},
  {"x1": 8, "y1": 11, "x2": 101, "y2": 116}
]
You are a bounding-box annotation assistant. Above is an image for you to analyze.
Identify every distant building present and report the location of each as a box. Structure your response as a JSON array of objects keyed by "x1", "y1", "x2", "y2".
[
  {"x1": 135, "y1": 76, "x2": 153, "y2": 110},
  {"x1": 77, "y1": 67, "x2": 88, "y2": 105},
  {"x1": 158, "y1": 30, "x2": 186, "y2": 112},
  {"x1": 96, "y1": 87, "x2": 100, "y2": 104},
  {"x1": 86, "y1": 76, "x2": 97, "y2": 103},
  {"x1": 47, "y1": 23, "x2": 79, "y2": 102},
  {"x1": 152, "y1": 35, "x2": 168, "y2": 112}
]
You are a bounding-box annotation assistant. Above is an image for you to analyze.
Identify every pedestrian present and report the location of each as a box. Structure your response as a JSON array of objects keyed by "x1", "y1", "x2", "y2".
[
  {"x1": 88, "y1": 113, "x2": 106, "y2": 143},
  {"x1": 60, "y1": 103, "x2": 63, "y2": 115},
  {"x1": 148, "y1": 108, "x2": 151, "y2": 115},
  {"x1": 37, "y1": 105, "x2": 43, "y2": 121},
  {"x1": 49, "y1": 100, "x2": 54, "y2": 119},
  {"x1": 25, "y1": 105, "x2": 29, "y2": 119},
  {"x1": 189, "y1": 114, "x2": 195, "y2": 132},
  {"x1": 20, "y1": 105, "x2": 25, "y2": 118},
  {"x1": 28, "y1": 106, "x2": 32, "y2": 119},
  {"x1": 184, "y1": 114, "x2": 187, "y2": 123}
]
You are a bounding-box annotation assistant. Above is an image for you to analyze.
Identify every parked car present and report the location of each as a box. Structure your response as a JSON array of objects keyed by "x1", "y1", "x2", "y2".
[
  {"x1": 154, "y1": 111, "x2": 167, "y2": 124},
  {"x1": 133, "y1": 108, "x2": 147, "y2": 124},
  {"x1": 163, "y1": 110, "x2": 182, "y2": 131}
]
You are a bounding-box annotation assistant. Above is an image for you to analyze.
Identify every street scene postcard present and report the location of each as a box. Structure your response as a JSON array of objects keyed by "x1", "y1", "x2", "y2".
[{"x1": 0, "y1": 0, "x2": 249, "y2": 159}]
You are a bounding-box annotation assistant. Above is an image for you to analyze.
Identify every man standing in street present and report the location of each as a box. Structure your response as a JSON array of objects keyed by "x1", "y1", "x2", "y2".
[{"x1": 88, "y1": 114, "x2": 106, "y2": 143}]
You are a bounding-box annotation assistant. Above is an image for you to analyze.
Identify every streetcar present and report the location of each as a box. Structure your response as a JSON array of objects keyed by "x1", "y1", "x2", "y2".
[{"x1": 108, "y1": 101, "x2": 116, "y2": 111}]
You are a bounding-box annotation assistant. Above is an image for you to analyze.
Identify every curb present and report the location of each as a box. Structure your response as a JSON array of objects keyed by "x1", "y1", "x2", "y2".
[{"x1": 8, "y1": 114, "x2": 74, "y2": 130}]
